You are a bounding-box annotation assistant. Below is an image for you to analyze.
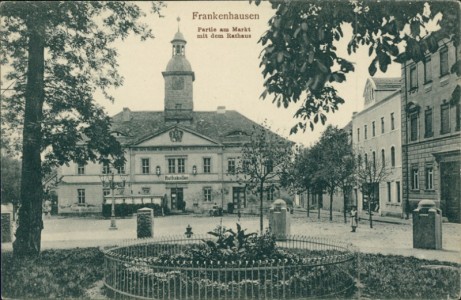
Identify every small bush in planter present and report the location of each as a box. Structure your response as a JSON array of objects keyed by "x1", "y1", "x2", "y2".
[{"x1": 155, "y1": 223, "x2": 300, "y2": 263}]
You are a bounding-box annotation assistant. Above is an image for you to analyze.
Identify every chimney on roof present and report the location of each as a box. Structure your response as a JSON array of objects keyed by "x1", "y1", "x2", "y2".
[
  {"x1": 352, "y1": 111, "x2": 357, "y2": 117},
  {"x1": 217, "y1": 106, "x2": 226, "y2": 114},
  {"x1": 122, "y1": 107, "x2": 131, "y2": 122}
]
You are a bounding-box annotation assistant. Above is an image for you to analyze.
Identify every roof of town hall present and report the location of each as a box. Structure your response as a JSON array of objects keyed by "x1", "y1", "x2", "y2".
[
  {"x1": 110, "y1": 110, "x2": 289, "y2": 146},
  {"x1": 370, "y1": 77, "x2": 401, "y2": 91}
]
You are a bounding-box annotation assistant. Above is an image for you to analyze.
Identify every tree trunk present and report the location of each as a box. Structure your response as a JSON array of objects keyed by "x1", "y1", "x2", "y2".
[
  {"x1": 369, "y1": 190, "x2": 373, "y2": 229},
  {"x1": 329, "y1": 191, "x2": 333, "y2": 221},
  {"x1": 317, "y1": 191, "x2": 321, "y2": 220},
  {"x1": 306, "y1": 188, "x2": 310, "y2": 218},
  {"x1": 343, "y1": 188, "x2": 347, "y2": 223},
  {"x1": 13, "y1": 26, "x2": 45, "y2": 257},
  {"x1": 259, "y1": 181, "x2": 264, "y2": 233}
]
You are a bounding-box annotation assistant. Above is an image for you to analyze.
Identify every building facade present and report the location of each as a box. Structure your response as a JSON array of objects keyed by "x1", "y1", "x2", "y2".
[
  {"x1": 55, "y1": 30, "x2": 290, "y2": 215},
  {"x1": 352, "y1": 77, "x2": 403, "y2": 217},
  {"x1": 401, "y1": 38, "x2": 460, "y2": 223}
]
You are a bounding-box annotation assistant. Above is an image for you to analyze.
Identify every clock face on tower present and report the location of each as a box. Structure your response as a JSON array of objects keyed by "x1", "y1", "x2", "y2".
[{"x1": 172, "y1": 76, "x2": 184, "y2": 90}]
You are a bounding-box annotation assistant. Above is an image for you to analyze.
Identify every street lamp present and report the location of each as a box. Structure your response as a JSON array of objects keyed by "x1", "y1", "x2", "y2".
[{"x1": 99, "y1": 171, "x2": 128, "y2": 230}]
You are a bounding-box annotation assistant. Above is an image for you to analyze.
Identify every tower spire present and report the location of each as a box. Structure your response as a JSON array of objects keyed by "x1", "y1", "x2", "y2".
[{"x1": 177, "y1": 17, "x2": 180, "y2": 32}]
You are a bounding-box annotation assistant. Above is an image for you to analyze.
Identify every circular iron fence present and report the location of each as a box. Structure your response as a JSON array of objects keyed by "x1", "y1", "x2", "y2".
[{"x1": 103, "y1": 235, "x2": 359, "y2": 299}]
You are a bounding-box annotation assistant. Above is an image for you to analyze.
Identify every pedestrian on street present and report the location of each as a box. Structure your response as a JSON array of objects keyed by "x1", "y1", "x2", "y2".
[{"x1": 350, "y1": 205, "x2": 358, "y2": 232}]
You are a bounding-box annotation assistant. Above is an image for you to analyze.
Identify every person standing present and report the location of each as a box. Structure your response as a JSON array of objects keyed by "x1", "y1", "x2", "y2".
[
  {"x1": 350, "y1": 206, "x2": 358, "y2": 232},
  {"x1": 44, "y1": 199, "x2": 52, "y2": 218}
]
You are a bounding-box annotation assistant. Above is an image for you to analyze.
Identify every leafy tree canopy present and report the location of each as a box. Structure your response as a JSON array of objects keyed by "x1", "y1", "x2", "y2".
[
  {"x1": 255, "y1": 0, "x2": 460, "y2": 133},
  {"x1": 0, "y1": 1, "x2": 164, "y2": 171}
]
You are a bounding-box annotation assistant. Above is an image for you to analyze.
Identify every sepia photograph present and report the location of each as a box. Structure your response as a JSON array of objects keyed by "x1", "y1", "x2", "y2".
[{"x1": 1, "y1": 0, "x2": 460, "y2": 299}]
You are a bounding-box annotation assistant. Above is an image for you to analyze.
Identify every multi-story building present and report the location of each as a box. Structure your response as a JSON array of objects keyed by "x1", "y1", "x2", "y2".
[
  {"x1": 401, "y1": 38, "x2": 460, "y2": 223},
  {"x1": 352, "y1": 77, "x2": 403, "y2": 217},
  {"x1": 55, "y1": 30, "x2": 290, "y2": 215}
]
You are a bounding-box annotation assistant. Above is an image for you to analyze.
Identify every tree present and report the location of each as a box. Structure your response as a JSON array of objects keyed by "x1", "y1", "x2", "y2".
[
  {"x1": 282, "y1": 145, "x2": 320, "y2": 218},
  {"x1": 338, "y1": 154, "x2": 356, "y2": 223},
  {"x1": 0, "y1": 2, "x2": 164, "y2": 257},
  {"x1": 315, "y1": 125, "x2": 355, "y2": 221},
  {"x1": 355, "y1": 149, "x2": 390, "y2": 228},
  {"x1": 281, "y1": 146, "x2": 313, "y2": 217},
  {"x1": 255, "y1": 0, "x2": 460, "y2": 132},
  {"x1": 236, "y1": 125, "x2": 293, "y2": 233}
]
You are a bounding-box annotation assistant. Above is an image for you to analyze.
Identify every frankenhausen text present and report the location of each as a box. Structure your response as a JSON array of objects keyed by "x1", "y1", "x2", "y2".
[{"x1": 192, "y1": 12, "x2": 260, "y2": 20}]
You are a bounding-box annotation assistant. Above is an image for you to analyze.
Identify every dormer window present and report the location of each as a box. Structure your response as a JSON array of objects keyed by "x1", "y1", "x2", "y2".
[{"x1": 111, "y1": 131, "x2": 125, "y2": 137}]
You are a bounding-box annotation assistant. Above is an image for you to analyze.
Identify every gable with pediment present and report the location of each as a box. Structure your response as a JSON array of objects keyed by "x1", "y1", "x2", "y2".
[{"x1": 136, "y1": 127, "x2": 219, "y2": 146}]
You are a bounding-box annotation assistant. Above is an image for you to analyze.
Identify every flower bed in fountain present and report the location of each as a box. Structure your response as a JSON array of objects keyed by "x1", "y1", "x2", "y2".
[{"x1": 103, "y1": 224, "x2": 359, "y2": 299}]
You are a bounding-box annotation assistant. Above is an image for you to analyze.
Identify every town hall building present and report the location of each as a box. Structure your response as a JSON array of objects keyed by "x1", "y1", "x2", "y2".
[{"x1": 55, "y1": 29, "x2": 289, "y2": 215}]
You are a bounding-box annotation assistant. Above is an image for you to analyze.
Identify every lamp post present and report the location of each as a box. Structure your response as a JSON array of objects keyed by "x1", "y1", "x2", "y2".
[{"x1": 99, "y1": 171, "x2": 128, "y2": 230}]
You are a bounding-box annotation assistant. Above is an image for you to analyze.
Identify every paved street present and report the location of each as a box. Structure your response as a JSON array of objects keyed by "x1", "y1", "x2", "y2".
[{"x1": 2, "y1": 211, "x2": 460, "y2": 263}]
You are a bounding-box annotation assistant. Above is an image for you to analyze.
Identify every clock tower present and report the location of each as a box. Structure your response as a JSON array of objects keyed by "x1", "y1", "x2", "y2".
[{"x1": 162, "y1": 22, "x2": 195, "y2": 122}]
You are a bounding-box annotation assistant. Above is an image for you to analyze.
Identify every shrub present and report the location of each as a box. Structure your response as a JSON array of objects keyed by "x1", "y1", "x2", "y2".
[
  {"x1": 1, "y1": 248, "x2": 104, "y2": 299},
  {"x1": 102, "y1": 203, "x2": 168, "y2": 218},
  {"x1": 360, "y1": 253, "x2": 460, "y2": 299},
  {"x1": 155, "y1": 224, "x2": 300, "y2": 263}
]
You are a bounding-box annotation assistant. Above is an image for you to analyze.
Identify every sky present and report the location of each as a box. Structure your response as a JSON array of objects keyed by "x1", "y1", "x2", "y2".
[{"x1": 3, "y1": 1, "x2": 401, "y2": 146}]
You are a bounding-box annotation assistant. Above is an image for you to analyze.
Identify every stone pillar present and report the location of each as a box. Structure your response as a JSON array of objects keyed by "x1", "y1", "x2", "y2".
[
  {"x1": 137, "y1": 207, "x2": 154, "y2": 238},
  {"x1": 268, "y1": 199, "x2": 291, "y2": 240},
  {"x1": 413, "y1": 200, "x2": 442, "y2": 250}
]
